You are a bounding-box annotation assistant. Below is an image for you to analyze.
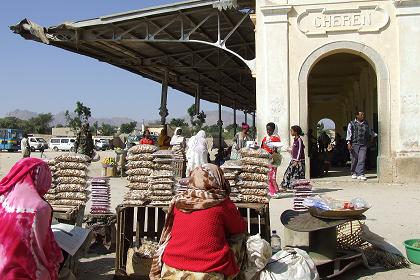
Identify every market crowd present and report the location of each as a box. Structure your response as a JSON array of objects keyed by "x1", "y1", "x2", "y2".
[{"x1": 2, "y1": 113, "x2": 377, "y2": 279}]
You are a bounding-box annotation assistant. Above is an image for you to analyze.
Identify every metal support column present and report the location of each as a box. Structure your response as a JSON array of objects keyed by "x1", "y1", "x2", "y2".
[
  {"x1": 252, "y1": 111, "x2": 256, "y2": 139},
  {"x1": 244, "y1": 111, "x2": 248, "y2": 124},
  {"x1": 195, "y1": 83, "x2": 201, "y2": 115},
  {"x1": 233, "y1": 101, "x2": 237, "y2": 136},
  {"x1": 217, "y1": 95, "x2": 223, "y2": 151},
  {"x1": 159, "y1": 71, "x2": 169, "y2": 125}
]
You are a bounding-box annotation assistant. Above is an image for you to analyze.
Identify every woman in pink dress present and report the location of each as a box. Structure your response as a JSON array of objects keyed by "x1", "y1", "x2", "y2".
[
  {"x1": 261, "y1": 122, "x2": 282, "y2": 197},
  {"x1": 0, "y1": 158, "x2": 63, "y2": 280}
]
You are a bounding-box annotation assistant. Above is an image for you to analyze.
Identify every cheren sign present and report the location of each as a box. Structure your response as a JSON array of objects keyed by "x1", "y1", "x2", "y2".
[{"x1": 298, "y1": 5, "x2": 389, "y2": 35}]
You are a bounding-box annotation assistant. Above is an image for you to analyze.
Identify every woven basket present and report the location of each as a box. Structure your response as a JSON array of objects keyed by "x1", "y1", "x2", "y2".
[
  {"x1": 337, "y1": 221, "x2": 410, "y2": 269},
  {"x1": 337, "y1": 220, "x2": 365, "y2": 250},
  {"x1": 126, "y1": 248, "x2": 153, "y2": 276}
]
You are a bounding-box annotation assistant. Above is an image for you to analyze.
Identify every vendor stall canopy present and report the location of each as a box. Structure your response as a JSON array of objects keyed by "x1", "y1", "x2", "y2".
[{"x1": 11, "y1": 0, "x2": 256, "y2": 111}]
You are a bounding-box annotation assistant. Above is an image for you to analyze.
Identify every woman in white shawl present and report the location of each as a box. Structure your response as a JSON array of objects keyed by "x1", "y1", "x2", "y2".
[
  {"x1": 170, "y1": 127, "x2": 185, "y2": 147},
  {"x1": 170, "y1": 127, "x2": 187, "y2": 161},
  {"x1": 186, "y1": 130, "x2": 208, "y2": 176}
]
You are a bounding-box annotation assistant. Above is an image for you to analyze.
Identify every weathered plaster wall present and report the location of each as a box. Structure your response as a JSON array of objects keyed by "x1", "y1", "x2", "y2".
[{"x1": 255, "y1": 0, "x2": 420, "y2": 183}]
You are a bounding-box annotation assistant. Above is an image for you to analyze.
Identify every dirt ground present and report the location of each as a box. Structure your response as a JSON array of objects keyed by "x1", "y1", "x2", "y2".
[{"x1": 1, "y1": 150, "x2": 419, "y2": 279}]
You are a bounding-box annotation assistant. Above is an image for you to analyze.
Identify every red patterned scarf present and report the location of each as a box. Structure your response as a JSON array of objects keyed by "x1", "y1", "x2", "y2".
[{"x1": 149, "y1": 163, "x2": 230, "y2": 279}]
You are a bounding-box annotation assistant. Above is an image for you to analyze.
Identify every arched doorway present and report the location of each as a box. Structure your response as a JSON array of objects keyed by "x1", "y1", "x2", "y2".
[
  {"x1": 306, "y1": 52, "x2": 379, "y2": 180},
  {"x1": 298, "y1": 41, "x2": 391, "y2": 182},
  {"x1": 316, "y1": 118, "x2": 336, "y2": 140}
]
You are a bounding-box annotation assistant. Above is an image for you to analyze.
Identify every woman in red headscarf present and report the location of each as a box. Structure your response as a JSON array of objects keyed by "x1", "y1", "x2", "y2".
[{"x1": 0, "y1": 158, "x2": 63, "y2": 280}]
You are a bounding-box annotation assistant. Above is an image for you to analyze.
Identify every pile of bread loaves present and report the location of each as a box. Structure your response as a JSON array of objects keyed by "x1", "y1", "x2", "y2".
[
  {"x1": 237, "y1": 148, "x2": 271, "y2": 204},
  {"x1": 45, "y1": 154, "x2": 90, "y2": 207},
  {"x1": 220, "y1": 160, "x2": 242, "y2": 202},
  {"x1": 149, "y1": 150, "x2": 175, "y2": 205},
  {"x1": 123, "y1": 144, "x2": 157, "y2": 205}
]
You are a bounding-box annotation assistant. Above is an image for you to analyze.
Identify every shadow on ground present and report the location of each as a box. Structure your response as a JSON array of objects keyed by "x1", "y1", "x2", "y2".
[
  {"x1": 78, "y1": 254, "x2": 115, "y2": 280},
  {"x1": 311, "y1": 167, "x2": 378, "y2": 182},
  {"x1": 313, "y1": 188, "x2": 343, "y2": 194},
  {"x1": 338, "y1": 266, "x2": 386, "y2": 279}
]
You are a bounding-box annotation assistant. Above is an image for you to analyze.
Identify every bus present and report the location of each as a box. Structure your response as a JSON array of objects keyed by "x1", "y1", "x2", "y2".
[{"x1": 0, "y1": 128, "x2": 24, "y2": 152}]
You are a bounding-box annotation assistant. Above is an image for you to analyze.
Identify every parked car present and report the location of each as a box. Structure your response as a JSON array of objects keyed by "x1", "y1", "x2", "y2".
[
  {"x1": 28, "y1": 137, "x2": 48, "y2": 152},
  {"x1": 49, "y1": 137, "x2": 76, "y2": 151},
  {"x1": 94, "y1": 138, "x2": 110, "y2": 151},
  {"x1": 126, "y1": 135, "x2": 141, "y2": 149}
]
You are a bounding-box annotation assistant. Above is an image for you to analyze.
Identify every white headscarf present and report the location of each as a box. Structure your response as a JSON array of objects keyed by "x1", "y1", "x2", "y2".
[
  {"x1": 187, "y1": 130, "x2": 207, "y2": 158},
  {"x1": 170, "y1": 127, "x2": 184, "y2": 146},
  {"x1": 186, "y1": 130, "x2": 208, "y2": 175}
]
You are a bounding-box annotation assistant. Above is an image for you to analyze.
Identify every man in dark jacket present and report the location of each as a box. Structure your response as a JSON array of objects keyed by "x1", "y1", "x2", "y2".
[{"x1": 346, "y1": 112, "x2": 377, "y2": 181}]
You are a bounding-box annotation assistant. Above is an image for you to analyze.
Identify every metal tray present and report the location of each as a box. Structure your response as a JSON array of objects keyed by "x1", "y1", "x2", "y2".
[{"x1": 309, "y1": 207, "x2": 369, "y2": 220}]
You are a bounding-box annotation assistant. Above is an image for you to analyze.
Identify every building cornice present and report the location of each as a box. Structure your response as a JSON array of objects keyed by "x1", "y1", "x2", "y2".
[
  {"x1": 394, "y1": 0, "x2": 420, "y2": 16},
  {"x1": 394, "y1": 0, "x2": 420, "y2": 8},
  {"x1": 260, "y1": 5, "x2": 292, "y2": 23}
]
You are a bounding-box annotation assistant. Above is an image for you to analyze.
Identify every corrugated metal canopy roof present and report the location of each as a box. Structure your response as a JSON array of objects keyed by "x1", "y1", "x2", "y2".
[{"x1": 11, "y1": 0, "x2": 256, "y2": 111}]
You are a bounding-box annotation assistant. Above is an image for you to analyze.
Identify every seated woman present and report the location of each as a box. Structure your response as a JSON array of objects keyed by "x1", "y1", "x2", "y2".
[
  {"x1": 0, "y1": 158, "x2": 63, "y2": 280},
  {"x1": 150, "y1": 163, "x2": 246, "y2": 280}
]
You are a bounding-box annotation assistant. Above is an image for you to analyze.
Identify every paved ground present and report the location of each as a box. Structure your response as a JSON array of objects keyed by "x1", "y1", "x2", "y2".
[{"x1": 1, "y1": 150, "x2": 419, "y2": 279}]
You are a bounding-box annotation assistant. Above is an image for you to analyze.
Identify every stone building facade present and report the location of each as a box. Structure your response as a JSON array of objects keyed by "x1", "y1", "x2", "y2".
[{"x1": 254, "y1": 0, "x2": 420, "y2": 183}]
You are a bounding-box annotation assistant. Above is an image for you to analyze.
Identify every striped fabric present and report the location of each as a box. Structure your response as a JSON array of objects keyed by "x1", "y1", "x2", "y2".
[{"x1": 293, "y1": 180, "x2": 313, "y2": 212}]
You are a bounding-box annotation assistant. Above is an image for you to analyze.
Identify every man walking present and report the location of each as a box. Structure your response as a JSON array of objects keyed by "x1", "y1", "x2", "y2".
[
  {"x1": 20, "y1": 133, "x2": 31, "y2": 158},
  {"x1": 346, "y1": 112, "x2": 376, "y2": 181}
]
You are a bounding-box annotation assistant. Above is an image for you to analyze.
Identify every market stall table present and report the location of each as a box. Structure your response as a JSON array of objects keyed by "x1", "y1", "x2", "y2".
[
  {"x1": 114, "y1": 202, "x2": 270, "y2": 279},
  {"x1": 281, "y1": 210, "x2": 366, "y2": 279},
  {"x1": 84, "y1": 213, "x2": 117, "y2": 254},
  {"x1": 52, "y1": 204, "x2": 85, "y2": 226}
]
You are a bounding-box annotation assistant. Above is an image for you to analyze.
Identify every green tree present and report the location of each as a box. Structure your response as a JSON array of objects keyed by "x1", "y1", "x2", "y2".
[
  {"x1": 225, "y1": 124, "x2": 236, "y2": 131},
  {"x1": 223, "y1": 123, "x2": 237, "y2": 140},
  {"x1": 55, "y1": 124, "x2": 64, "y2": 128},
  {"x1": 203, "y1": 124, "x2": 220, "y2": 136},
  {"x1": 91, "y1": 121, "x2": 99, "y2": 136},
  {"x1": 187, "y1": 104, "x2": 206, "y2": 132},
  {"x1": 170, "y1": 118, "x2": 189, "y2": 128},
  {"x1": 120, "y1": 121, "x2": 137, "y2": 134},
  {"x1": 0, "y1": 117, "x2": 25, "y2": 130},
  {"x1": 65, "y1": 101, "x2": 92, "y2": 132},
  {"x1": 99, "y1": 123, "x2": 116, "y2": 136},
  {"x1": 28, "y1": 113, "x2": 53, "y2": 134}
]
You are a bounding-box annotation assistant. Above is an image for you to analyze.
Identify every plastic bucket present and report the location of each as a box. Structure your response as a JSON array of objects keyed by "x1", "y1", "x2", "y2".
[{"x1": 403, "y1": 239, "x2": 420, "y2": 265}]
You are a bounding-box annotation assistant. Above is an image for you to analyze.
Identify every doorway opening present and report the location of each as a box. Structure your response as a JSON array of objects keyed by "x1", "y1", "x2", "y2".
[{"x1": 307, "y1": 53, "x2": 378, "y2": 180}]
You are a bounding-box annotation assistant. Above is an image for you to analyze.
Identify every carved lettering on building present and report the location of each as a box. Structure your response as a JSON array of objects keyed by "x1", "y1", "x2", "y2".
[{"x1": 298, "y1": 6, "x2": 389, "y2": 35}]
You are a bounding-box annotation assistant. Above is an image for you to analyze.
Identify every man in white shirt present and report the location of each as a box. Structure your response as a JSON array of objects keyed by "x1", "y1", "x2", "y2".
[{"x1": 21, "y1": 133, "x2": 31, "y2": 158}]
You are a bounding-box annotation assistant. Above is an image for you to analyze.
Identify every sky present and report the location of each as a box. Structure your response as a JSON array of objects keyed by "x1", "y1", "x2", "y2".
[{"x1": 0, "y1": 1, "x2": 220, "y2": 121}]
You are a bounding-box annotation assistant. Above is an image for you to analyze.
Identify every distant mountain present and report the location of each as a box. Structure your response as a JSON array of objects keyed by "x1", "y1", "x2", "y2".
[
  {"x1": 5, "y1": 109, "x2": 250, "y2": 128},
  {"x1": 6, "y1": 109, "x2": 38, "y2": 120},
  {"x1": 175, "y1": 110, "x2": 247, "y2": 127},
  {"x1": 5, "y1": 110, "x2": 136, "y2": 127}
]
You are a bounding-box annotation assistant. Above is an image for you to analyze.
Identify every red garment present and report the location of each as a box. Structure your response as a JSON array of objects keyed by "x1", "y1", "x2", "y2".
[
  {"x1": 0, "y1": 158, "x2": 63, "y2": 280},
  {"x1": 162, "y1": 198, "x2": 246, "y2": 276},
  {"x1": 140, "y1": 137, "x2": 154, "y2": 145},
  {"x1": 261, "y1": 135, "x2": 281, "y2": 154}
]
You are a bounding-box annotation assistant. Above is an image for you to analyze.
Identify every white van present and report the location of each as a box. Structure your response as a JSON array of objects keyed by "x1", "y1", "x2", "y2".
[
  {"x1": 94, "y1": 138, "x2": 110, "y2": 151},
  {"x1": 28, "y1": 137, "x2": 49, "y2": 151},
  {"x1": 49, "y1": 137, "x2": 76, "y2": 151}
]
